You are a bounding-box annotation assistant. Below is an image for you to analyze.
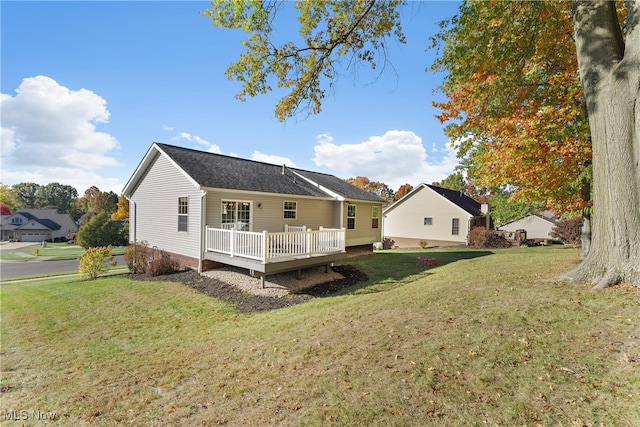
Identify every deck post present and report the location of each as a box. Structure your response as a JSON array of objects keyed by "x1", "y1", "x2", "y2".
[
  {"x1": 260, "y1": 274, "x2": 265, "y2": 288},
  {"x1": 262, "y1": 230, "x2": 269, "y2": 263},
  {"x1": 229, "y1": 228, "x2": 235, "y2": 258}
]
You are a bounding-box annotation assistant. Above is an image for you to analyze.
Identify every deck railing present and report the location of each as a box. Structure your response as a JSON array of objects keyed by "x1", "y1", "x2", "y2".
[{"x1": 205, "y1": 226, "x2": 345, "y2": 263}]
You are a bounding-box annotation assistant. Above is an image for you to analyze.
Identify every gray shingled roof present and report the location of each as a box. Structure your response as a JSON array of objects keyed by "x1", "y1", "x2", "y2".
[
  {"x1": 292, "y1": 169, "x2": 386, "y2": 202},
  {"x1": 156, "y1": 143, "x2": 385, "y2": 202},
  {"x1": 425, "y1": 184, "x2": 483, "y2": 216},
  {"x1": 13, "y1": 212, "x2": 61, "y2": 230}
]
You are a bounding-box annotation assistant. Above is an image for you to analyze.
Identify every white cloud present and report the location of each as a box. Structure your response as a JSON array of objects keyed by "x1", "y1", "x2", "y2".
[
  {"x1": 313, "y1": 130, "x2": 460, "y2": 190},
  {"x1": 251, "y1": 151, "x2": 296, "y2": 167},
  {"x1": 170, "y1": 130, "x2": 221, "y2": 154},
  {"x1": 0, "y1": 75, "x2": 123, "y2": 192}
]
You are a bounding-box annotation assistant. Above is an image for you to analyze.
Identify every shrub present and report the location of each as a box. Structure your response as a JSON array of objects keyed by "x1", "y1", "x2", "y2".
[
  {"x1": 77, "y1": 211, "x2": 127, "y2": 249},
  {"x1": 124, "y1": 241, "x2": 151, "y2": 274},
  {"x1": 145, "y1": 250, "x2": 180, "y2": 277},
  {"x1": 419, "y1": 239, "x2": 429, "y2": 249},
  {"x1": 551, "y1": 217, "x2": 582, "y2": 245},
  {"x1": 79, "y1": 246, "x2": 115, "y2": 280}
]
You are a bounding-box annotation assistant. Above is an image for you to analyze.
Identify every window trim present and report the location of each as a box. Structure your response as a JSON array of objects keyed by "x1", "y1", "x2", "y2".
[
  {"x1": 347, "y1": 204, "x2": 356, "y2": 230},
  {"x1": 283, "y1": 200, "x2": 297, "y2": 220},
  {"x1": 178, "y1": 197, "x2": 188, "y2": 232},
  {"x1": 371, "y1": 206, "x2": 380, "y2": 229},
  {"x1": 451, "y1": 218, "x2": 460, "y2": 235},
  {"x1": 221, "y1": 200, "x2": 252, "y2": 231}
]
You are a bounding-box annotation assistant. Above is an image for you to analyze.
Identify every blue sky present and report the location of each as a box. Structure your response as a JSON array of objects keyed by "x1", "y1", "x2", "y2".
[{"x1": 1, "y1": 1, "x2": 461, "y2": 195}]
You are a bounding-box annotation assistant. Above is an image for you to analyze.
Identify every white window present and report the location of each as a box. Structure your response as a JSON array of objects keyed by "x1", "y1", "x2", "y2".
[
  {"x1": 371, "y1": 206, "x2": 380, "y2": 229},
  {"x1": 283, "y1": 201, "x2": 297, "y2": 219},
  {"x1": 178, "y1": 197, "x2": 188, "y2": 232},
  {"x1": 221, "y1": 200, "x2": 251, "y2": 231},
  {"x1": 347, "y1": 205, "x2": 356, "y2": 230},
  {"x1": 424, "y1": 217, "x2": 433, "y2": 226}
]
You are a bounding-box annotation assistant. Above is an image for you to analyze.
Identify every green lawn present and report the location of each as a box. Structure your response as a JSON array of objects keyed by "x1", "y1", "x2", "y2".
[
  {"x1": 0, "y1": 243, "x2": 126, "y2": 262},
  {"x1": 1, "y1": 246, "x2": 638, "y2": 426}
]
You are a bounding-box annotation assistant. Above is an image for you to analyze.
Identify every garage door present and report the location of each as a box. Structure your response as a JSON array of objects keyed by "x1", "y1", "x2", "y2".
[{"x1": 19, "y1": 232, "x2": 48, "y2": 242}]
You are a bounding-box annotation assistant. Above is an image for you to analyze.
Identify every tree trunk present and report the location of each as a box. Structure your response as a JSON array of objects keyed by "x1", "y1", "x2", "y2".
[{"x1": 566, "y1": 0, "x2": 640, "y2": 288}]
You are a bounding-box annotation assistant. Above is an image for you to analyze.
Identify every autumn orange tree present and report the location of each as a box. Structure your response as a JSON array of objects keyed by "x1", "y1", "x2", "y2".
[
  {"x1": 111, "y1": 195, "x2": 130, "y2": 221},
  {"x1": 392, "y1": 183, "x2": 413, "y2": 202},
  {"x1": 345, "y1": 176, "x2": 394, "y2": 201},
  {"x1": 205, "y1": 0, "x2": 640, "y2": 288},
  {"x1": 431, "y1": 1, "x2": 591, "y2": 214}
]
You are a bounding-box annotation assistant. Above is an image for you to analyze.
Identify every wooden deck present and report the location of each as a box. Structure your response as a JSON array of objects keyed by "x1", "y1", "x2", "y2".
[{"x1": 203, "y1": 227, "x2": 347, "y2": 283}]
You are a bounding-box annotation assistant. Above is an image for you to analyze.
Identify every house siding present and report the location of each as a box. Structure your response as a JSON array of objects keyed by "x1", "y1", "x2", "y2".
[
  {"x1": 499, "y1": 215, "x2": 556, "y2": 240},
  {"x1": 128, "y1": 153, "x2": 202, "y2": 259},
  {"x1": 343, "y1": 201, "x2": 384, "y2": 246},
  {"x1": 204, "y1": 192, "x2": 337, "y2": 233},
  {"x1": 383, "y1": 186, "x2": 471, "y2": 245}
]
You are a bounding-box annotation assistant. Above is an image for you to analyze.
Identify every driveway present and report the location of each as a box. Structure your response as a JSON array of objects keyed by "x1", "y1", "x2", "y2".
[{"x1": 0, "y1": 242, "x2": 40, "y2": 251}]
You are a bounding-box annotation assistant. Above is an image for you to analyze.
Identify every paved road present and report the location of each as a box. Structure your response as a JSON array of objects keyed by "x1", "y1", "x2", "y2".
[{"x1": 0, "y1": 255, "x2": 126, "y2": 281}]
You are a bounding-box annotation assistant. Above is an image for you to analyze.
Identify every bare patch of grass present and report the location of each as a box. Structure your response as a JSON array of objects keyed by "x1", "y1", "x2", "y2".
[{"x1": 1, "y1": 246, "x2": 638, "y2": 425}]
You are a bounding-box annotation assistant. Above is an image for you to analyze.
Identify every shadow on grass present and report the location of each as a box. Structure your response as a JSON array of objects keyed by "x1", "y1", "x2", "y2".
[{"x1": 337, "y1": 248, "x2": 495, "y2": 295}]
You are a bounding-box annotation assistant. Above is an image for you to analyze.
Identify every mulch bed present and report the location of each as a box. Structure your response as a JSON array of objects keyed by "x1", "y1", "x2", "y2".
[{"x1": 130, "y1": 264, "x2": 367, "y2": 313}]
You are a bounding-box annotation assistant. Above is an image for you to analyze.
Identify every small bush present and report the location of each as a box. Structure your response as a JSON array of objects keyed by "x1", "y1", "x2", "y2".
[
  {"x1": 551, "y1": 217, "x2": 582, "y2": 245},
  {"x1": 124, "y1": 241, "x2": 151, "y2": 274},
  {"x1": 419, "y1": 239, "x2": 429, "y2": 249},
  {"x1": 79, "y1": 246, "x2": 115, "y2": 280},
  {"x1": 145, "y1": 251, "x2": 180, "y2": 277}
]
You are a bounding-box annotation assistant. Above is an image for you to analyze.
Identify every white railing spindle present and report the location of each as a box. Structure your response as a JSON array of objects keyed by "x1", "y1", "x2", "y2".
[{"x1": 206, "y1": 226, "x2": 345, "y2": 263}]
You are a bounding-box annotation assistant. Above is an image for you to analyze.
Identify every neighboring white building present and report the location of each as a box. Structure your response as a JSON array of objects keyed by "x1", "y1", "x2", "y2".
[
  {"x1": 498, "y1": 212, "x2": 559, "y2": 242},
  {"x1": 383, "y1": 184, "x2": 489, "y2": 247}
]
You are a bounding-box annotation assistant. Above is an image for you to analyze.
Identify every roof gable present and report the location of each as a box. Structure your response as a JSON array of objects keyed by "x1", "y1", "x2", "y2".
[
  {"x1": 125, "y1": 143, "x2": 385, "y2": 203},
  {"x1": 501, "y1": 213, "x2": 558, "y2": 228},
  {"x1": 425, "y1": 184, "x2": 483, "y2": 216},
  {"x1": 8, "y1": 212, "x2": 61, "y2": 230},
  {"x1": 384, "y1": 183, "x2": 483, "y2": 216}
]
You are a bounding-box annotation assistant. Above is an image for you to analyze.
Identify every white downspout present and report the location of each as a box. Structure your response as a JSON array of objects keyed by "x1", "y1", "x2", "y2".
[
  {"x1": 198, "y1": 190, "x2": 206, "y2": 273},
  {"x1": 126, "y1": 197, "x2": 136, "y2": 244}
]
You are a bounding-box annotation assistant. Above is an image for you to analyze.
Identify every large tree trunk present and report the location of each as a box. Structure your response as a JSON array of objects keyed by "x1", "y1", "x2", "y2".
[{"x1": 566, "y1": 0, "x2": 640, "y2": 289}]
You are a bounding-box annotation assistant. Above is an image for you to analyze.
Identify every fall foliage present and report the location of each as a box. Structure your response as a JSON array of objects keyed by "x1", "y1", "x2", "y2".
[{"x1": 431, "y1": 1, "x2": 591, "y2": 213}]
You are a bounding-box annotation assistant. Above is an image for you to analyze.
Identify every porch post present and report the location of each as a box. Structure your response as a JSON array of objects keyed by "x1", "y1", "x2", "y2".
[
  {"x1": 262, "y1": 230, "x2": 269, "y2": 263},
  {"x1": 229, "y1": 228, "x2": 235, "y2": 257}
]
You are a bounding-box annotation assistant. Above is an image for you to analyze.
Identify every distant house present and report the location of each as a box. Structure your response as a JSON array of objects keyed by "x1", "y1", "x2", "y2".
[
  {"x1": 0, "y1": 208, "x2": 78, "y2": 242},
  {"x1": 383, "y1": 183, "x2": 489, "y2": 247},
  {"x1": 498, "y1": 212, "x2": 559, "y2": 243},
  {"x1": 122, "y1": 143, "x2": 385, "y2": 278}
]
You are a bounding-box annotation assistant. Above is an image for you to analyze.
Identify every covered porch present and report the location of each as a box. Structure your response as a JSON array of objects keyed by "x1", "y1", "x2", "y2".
[{"x1": 203, "y1": 226, "x2": 346, "y2": 286}]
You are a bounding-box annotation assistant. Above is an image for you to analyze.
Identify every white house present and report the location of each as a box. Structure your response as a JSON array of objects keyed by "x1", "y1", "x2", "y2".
[
  {"x1": 499, "y1": 212, "x2": 558, "y2": 243},
  {"x1": 123, "y1": 143, "x2": 386, "y2": 278},
  {"x1": 383, "y1": 184, "x2": 489, "y2": 247}
]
